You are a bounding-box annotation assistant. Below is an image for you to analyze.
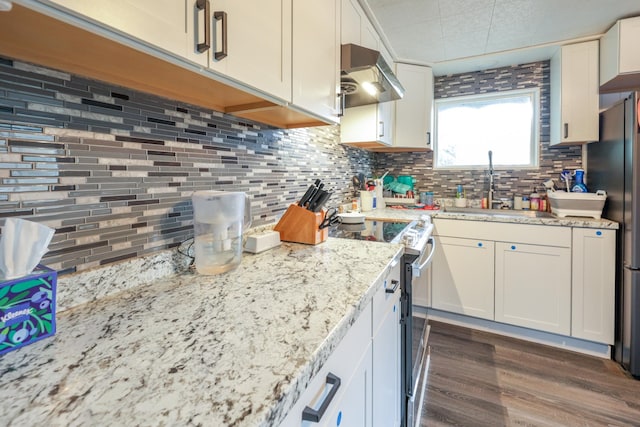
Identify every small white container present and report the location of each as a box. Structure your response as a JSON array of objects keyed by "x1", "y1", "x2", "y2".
[
  {"x1": 513, "y1": 196, "x2": 523, "y2": 210},
  {"x1": 360, "y1": 191, "x2": 374, "y2": 212},
  {"x1": 454, "y1": 197, "x2": 467, "y2": 208}
]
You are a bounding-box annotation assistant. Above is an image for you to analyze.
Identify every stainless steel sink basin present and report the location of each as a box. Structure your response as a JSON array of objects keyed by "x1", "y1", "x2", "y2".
[{"x1": 443, "y1": 207, "x2": 555, "y2": 218}]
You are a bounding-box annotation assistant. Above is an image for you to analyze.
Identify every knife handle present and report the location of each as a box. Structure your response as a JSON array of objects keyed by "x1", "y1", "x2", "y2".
[
  {"x1": 299, "y1": 185, "x2": 316, "y2": 207},
  {"x1": 312, "y1": 191, "x2": 332, "y2": 212}
]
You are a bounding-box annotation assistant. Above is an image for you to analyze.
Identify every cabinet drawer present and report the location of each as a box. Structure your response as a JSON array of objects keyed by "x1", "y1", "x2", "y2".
[
  {"x1": 280, "y1": 301, "x2": 372, "y2": 427},
  {"x1": 434, "y1": 218, "x2": 571, "y2": 247},
  {"x1": 372, "y1": 256, "x2": 401, "y2": 334}
]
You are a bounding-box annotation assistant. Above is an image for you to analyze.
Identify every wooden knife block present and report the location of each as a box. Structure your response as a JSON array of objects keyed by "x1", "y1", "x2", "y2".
[{"x1": 274, "y1": 204, "x2": 328, "y2": 245}]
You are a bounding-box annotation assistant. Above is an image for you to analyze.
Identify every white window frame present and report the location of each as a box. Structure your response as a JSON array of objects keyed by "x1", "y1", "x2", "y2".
[{"x1": 433, "y1": 88, "x2": 540, "y2": 170}]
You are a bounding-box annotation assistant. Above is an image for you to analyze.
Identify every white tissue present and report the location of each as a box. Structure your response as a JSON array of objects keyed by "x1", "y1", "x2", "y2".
[{"x1": 0, "y1": 218, "x2": 55, "y2": 280}]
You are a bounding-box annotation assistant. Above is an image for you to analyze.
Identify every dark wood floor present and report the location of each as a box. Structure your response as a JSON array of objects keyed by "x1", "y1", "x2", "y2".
[{"x1": 421, "y1": 321, "x2": 640, "y2": 427}]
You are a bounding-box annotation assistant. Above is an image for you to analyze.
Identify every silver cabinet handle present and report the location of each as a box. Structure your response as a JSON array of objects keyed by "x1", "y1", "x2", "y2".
[
  {"x1": 379, "y1": 120, "x2": 384, "y2": 138},
  {"x1": 426, "y1": 131, "x2": 431, "y2": 147},
  {"x1": 564, "y1": 123, "x2": 568, "y2": 139},
  {"x1": 302, "y1": 373, "x2": 341, "y2": 422},
  {"x1": 213, "y1": 11, "x2": 228, "y2": 60},
  {"x1": 196, "y1": 0, "x2": 210, "y2": 53}
]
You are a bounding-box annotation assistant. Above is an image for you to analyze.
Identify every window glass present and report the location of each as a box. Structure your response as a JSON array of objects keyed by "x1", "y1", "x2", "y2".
[{"x1": 434, "y1": 89, "x2": 539, "y2": 169}]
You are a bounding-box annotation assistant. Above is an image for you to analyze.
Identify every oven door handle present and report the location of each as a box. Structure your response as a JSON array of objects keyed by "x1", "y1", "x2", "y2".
[{"x1": 412, "y1": 237, "x2": 435, "y2": 277}]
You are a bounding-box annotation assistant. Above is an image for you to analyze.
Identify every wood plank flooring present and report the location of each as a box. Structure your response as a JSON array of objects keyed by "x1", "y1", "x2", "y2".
[{"x1": 421, "y1": 321, "x2": 640, "y2": 427}]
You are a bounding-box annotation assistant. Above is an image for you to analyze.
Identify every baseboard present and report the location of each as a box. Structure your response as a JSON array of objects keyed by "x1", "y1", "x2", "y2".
[{"x1": 415, "y1": 306, "x2": 612, "y2": 359}]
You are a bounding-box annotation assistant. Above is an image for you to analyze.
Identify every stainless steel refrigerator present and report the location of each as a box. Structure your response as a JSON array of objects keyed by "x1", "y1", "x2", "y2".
[{"x1": 587, "y1": 91, "x2": 640, "y2": 377}]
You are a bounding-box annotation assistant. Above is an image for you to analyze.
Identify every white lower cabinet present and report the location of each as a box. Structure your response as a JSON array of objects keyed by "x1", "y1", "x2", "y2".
[
  {"x1": 495, "y1": 242, "x2": 571, "y2": 335},
  {"x1": 321, "y1": 344, "x2": 372, "y2": 427},
  {"x1": 431, "y1": 236, "x2": 495, "y2": 320},
  {"x1": 571, "y1": 228, "x2": 616, "y2": 344},
  {"x1": 281, "y1": 258, "x2": 402, "y2": 426},
  {"x1": 432, "y1": 218, "x2": 616, "y2": 346},
  {"x1": 280, "y1": 301, "x2": 372, "y2": 427},
  {"x1": 372, "y1": 260, "x2": 401, "y2": 427}
]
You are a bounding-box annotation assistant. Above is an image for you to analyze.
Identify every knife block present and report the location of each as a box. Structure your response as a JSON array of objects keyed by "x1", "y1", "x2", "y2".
[{"x1": 274, "y1": 204, "x2": 328, "y2": 245}]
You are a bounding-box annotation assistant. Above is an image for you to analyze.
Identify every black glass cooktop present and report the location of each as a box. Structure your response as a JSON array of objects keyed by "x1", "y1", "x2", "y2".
[{"x1": 328, "y1": 220, "x2": 409, "y2": 243}]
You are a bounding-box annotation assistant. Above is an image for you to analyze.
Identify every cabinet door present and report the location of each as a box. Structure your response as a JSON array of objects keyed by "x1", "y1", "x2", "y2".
[
  {"x1": 550, "y1": 40, "x2": 599, "y2": 145},
  {"x1": 432, "y1": 236, "x2": 495, "y2": 320},
  {"x1": 292, "y1": 0, "x2": 340, "y2": 123},
  {"x1": 341, "y1": 0, "x2": 362, "y2": 45},
  {"x1": 572, "y1": 228, "x2": 616, "y2": 344},
  {"x1": 377, "y1": 100, "x2": 394, "y2": 146},
  {"x1": 207, "y1": 0, "x2": 292, "y2": 102},
  {"x1": 322, "y1": 344, "x2": 373, "y2": 427},
  {"x1": 340, "y1": 103, "x2": 393, "y2": 146},
  {"x1": 495, "y1": 242, "x2": 571, "y2": 335},
  {"x1": 48, "y1": 0, "x2": 207, "y2": 66},
  {"x1": 394, "y1": 64, "x2": 433, "y2": 149},
  {"x1": 372, "y1": 292, "x2": 400, "y2": 427}
]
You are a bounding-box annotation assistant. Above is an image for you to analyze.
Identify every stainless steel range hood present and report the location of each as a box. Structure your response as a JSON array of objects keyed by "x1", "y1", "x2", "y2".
[{"x1": 341, "y1": 43, "x2": 405, "y2": 109}]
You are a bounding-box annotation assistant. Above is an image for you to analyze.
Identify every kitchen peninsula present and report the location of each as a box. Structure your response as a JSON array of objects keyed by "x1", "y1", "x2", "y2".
[{"x1": 0, "y1": 238, "x2": 402, "y2": 426}]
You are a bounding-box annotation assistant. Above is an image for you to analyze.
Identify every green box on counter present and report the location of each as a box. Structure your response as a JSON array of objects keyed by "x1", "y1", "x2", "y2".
[{"x1": 0, "y1": 265, "x2": 57, "y2": 356}]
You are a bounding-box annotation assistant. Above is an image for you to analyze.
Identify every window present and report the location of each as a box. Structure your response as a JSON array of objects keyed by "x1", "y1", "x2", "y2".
[{"x1": 434, "y1": 88, "x2": 540, "y2": 169}]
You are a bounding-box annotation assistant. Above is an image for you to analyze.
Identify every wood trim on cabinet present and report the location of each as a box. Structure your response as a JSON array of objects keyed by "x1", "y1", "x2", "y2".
[{"x1": 0, "y1": 4, "x2": 326, "y2": 129}]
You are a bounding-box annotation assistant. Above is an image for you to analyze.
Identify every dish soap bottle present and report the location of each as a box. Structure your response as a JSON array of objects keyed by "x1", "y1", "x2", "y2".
[{"x1": 571, "y1": 169, "x2": 588, "y2": 192}]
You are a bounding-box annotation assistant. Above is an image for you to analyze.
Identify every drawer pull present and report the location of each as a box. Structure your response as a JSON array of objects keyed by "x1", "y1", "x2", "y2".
[
  {"x1": 477, "y1": 242, "x2": 483, "y2": 247},
  {"x1": 195, "y1": 0, "x2": 210, "y2": 53},
  {"x1": 596, "y1": 230, "x2": 602, "y2": 236},
  {"x1": 386, "y1": 279, "x2": 400, "y2": 294},
  {"x1": 511, "y1": 245, "x2": 516, "y2": 250},
  {"x1": 302, "y1": 373, "x2": 341, "y2": 422}
]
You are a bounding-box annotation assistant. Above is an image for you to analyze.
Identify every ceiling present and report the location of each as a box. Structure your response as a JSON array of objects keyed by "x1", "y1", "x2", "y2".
[{"x1": 361, "y1": 0, "x2": 640, "y2": 75}]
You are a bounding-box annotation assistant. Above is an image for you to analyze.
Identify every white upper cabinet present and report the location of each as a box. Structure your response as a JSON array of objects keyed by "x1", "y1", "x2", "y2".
[
  {"x1": 550, "y1": 40, "x2": 599, "y2": 145},
  {"x1": 340, "y1": 103, "x2": 394, "y2": 146},
  {"x1": 292, "y1": 0, "x2": 340, "y2": 124},
  {"x1": 48, "y1": 0, "x2": 207, "y2": 66},
  {"x1": 341, "y1": 0, "x2": 377, "y2": 49},
  {"x1": 339, "y1": 0, "x2": 395, "y2": 148},
  {"x1": 205, "y1": 0, "x2": 292, "y2": 102},
  {"x1": 393, "y1": 63, "x2": 433, "y2": 151},
  {"x1": 600, "y1": 16, "x2": 640, "y2": 93}
]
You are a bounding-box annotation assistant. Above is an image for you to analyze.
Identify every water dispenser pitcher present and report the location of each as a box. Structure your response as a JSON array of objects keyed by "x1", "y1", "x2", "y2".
[{"x1": 191, "y1": 191, "x2": 252, "y2": 275}]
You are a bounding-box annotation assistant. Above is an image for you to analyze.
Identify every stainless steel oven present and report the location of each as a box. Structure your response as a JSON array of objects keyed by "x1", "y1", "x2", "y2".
[
  {"x1": 398, "y1": 229, "x2": 435, "y2": 427},
  {"x1": 329, "y1": 216, "x2": 435, "y2": 427}
]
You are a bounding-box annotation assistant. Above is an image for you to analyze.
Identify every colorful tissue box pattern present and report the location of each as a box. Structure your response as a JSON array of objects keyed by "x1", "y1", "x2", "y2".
[{"x1": 0, "y1": 265, "x2": 57, "y2": 355}]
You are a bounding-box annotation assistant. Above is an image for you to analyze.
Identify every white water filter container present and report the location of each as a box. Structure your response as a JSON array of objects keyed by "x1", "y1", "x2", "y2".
[{"x1": 191, "y1": 191, "x2": 251, "y2": 275}]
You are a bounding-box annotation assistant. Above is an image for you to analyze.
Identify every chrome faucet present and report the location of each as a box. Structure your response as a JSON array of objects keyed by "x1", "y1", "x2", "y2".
[{"x1": 488, "y1": 150, "x2": 495, "y2": 209}]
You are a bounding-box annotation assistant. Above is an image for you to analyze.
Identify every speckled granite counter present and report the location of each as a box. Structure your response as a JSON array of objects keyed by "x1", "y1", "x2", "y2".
[
  {"x1": 0, "y1": 238, "x2": 403, "y2": 426},
  {"x1": 365, "y1": 207, "x2": 619, "y2": 229}
]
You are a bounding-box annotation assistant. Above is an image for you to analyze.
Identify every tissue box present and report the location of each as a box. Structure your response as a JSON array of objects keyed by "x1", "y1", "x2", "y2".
[{"x1": 0, "y1": 265, "x2": 57, "y2": 356}]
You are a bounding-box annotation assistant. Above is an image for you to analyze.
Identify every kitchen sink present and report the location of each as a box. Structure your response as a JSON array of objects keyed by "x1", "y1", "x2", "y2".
[{"x1": 443, "y1": 207, "x2": 556, "y2": 218}]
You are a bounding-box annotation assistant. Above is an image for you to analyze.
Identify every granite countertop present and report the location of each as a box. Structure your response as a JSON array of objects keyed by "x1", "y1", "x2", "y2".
[
  {"x1": 365, "y1": 207, "x2": 619, "y2": 229},
  {"x1": 0, "y1": 238, "x2": 403, "y2": 426}
]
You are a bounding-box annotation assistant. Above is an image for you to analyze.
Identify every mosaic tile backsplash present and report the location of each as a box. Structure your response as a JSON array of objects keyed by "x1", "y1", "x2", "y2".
[
  {"x1": 1, "y1": 57, "x2": 586, "y2": 276},
  {"x1": 0, "y1": 57, "x2": 374, "y2": 274},
  {"x1": 376, "y1": 61, "x2": 583, "y2": 202}
]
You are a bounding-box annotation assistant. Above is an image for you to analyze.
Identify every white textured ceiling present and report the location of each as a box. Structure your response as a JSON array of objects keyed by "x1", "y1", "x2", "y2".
[{"x1": 362, "y1": 0, "x2": 640, "y2": 75}]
